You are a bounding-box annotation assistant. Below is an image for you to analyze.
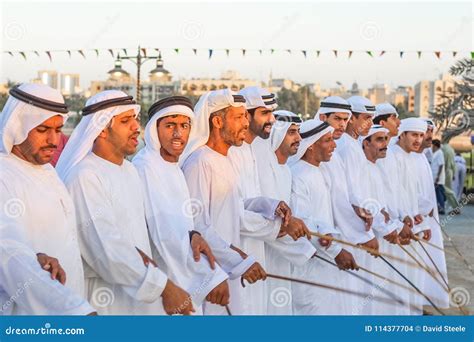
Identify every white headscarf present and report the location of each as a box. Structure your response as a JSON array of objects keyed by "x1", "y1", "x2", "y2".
[
  {"x1": 270, "y1": 110, "x2": 302, "y2": 151},
  {"x1": 315, "y1": 96, "x2": 352, "y2": 120},
  {"x1": 0, "y1": 83, "x2": 68, "y2": 154},
  {"x1": 399, "y1": 118, "x2": 428, "y2": 134},
  {"x1": 179, "y1": 89, "x2": 246, "y2": 165},
  {"x1": 375, "y1": 103, "x2": 399, "y2": 118},
  {"x1": 238, "y1": 86, "x2": 277, "y2": 110},
  {"x1": 133, "y1": 96, "x2": 195, "y2": 165},
  {"x1": 347, "y1": 95, "x2": 376, "y2": 115},
  {"x1": 359, "y1": 125, "x2": 389, "y2": 144},
  {"x1": 56, "y1": 90, "x2": 140, "y2": 180},
  {"x1": 288, "y1": 119, "x2": 334, "y2": 166}
]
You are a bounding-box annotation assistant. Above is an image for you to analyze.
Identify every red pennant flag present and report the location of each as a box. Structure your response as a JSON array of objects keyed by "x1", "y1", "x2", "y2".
[
  {"x1": 108, "y1": 49, "x2": 114, "y2": 58},
  {"x1": 333, "y1": 50, "x2": 338, "y2": 58},
  {"x1": 78, "y1": 50, "x2": 86, "y2": 59},
  {"x1": 141, "y1": 48, "x2": 147, "y2": 57},
  {"x1": 46, "y1": 51, "x2": 52, "y2": 62},
  {"x1": 435, "y1": 51, "x2": 441, "y2": 59},
  {"x1": 348, "y1": 51, "x2": 353, "y2": 59},
  {"x1": 379, "y1": 51, "x2": 386, "y2": 57}
]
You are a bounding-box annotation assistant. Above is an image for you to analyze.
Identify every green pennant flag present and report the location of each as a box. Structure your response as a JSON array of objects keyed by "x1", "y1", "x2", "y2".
[
  {"x1": 225, "y1": 49, "x2": 230, "y2": 57},
  {"x1": 259, "y1": 49, "x2": 263, "y2": 55},
  {"x1": 108, "y1": 49, "x2": 114, "y2": 58},
  {"x1": 19, "y1": 52, "x2": 27, "y2": 60},
  {"x1": 122, "y1": 49, "x2": 128, "y2": 56},
  {"x1": 271, "y1": 48, "x2": 275, "y2": 54},
  {"x1": 174, "y1": 48, "x2": 179, "y2": 54},
  {"x1": 417, "y1": 51, "x2": 422, "y2": 59},
  {"x1": 366, "y1": 51, "x2": 373, "y2": 57},
  {"x1": 470, "y1": 51, "x2": 473, "y2": 59},
  {"x1": 95, "y1": 49, "x2": 100, "y2": 57},
  {"x1": 33, "y1": 51, "x2": 40, "y2": 57},
  {"x1": 316, "y1": 50, "x2": 320, "y2": 57}
]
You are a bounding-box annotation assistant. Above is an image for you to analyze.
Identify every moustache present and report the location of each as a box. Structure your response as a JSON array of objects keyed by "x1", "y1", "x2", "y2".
[
  {"x1": 379, "y1": 148, "x2": 388, "y2": 152},
  {"x1": 40, "y1": 145, "x2": 57, "y2": 150}
]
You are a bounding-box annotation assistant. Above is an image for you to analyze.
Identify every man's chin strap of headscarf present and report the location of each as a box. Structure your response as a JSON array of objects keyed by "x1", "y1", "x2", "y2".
[
  {"x1": 56, "y1": 90, "x2": 140, "y2": 181},
  {"x1": 0, "y1": 83, "x2": 69, "y2": 155},
  {"x1": 270, "y1": 110, "x2": 302, "y2": 152}
]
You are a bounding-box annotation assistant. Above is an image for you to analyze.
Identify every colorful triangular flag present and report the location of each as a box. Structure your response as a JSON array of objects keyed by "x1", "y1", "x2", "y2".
[
  {"x1": 67, "y1": 50, "x2": 71, "y2": 58},
  {"x1": 399, "y1": 51, "x2": 404, "y2": 58},
  {"x1": 174, "y1": 48, "x2": 179, "y2": 54},
  {"x1": 348, "y1": 51, "x2": 353, "y2": 59},
  {"x1": 435, "y1": 51, "x2": 441, "y2": 59},
  {"x1": 333, "y1": 50, "x2": 338, "y2": 58},
  {"x1": 417, "y1": 51, "x2": 422, "y2": 59},
  {"x1": 192, "y1": 48, "x2": 197, "y2": 55},
  {"x1": 302, "y1": 50, "x2": 307, "y2": 58},
  {"x1": 242, "y1": 49, "x2": 246, "y2": 57},
  {"x1": 19, "y1": 52, "x2": 27, "y2": 60},
  {"x1": 141, "y1": 48, "x2": 147, "y2": 57},
  {"x1": 452, "y1": 51, "x2": 457, "y2": 58},
  {"x1": 316, "y1": 51, "x2": 320, "y2": 58},
  {"x1": 208, "y1": 49, "x2": 213, "y2": 59},
  {"x1": 225, "y1": 49, "x2": 230, "y2": 57},
  {"x1": 366, "y1": 51, "x2": 373, "y2": 57},
  {"x1": 379, "y1": 51, "x2": 386, "y2": 57},
  {"x1": 108, "y1": 49, "x2": 114, "y2": 58},
  {"x1": 46, "y1": 51, "x2": 52, "y2": 62},
  {"x1": 78, "y1": 50, "x2": 86, "y2": 59}
]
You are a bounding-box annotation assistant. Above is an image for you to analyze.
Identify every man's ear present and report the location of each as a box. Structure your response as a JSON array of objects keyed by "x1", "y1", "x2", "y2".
[
  {"x1": 97, "y1": 128, "x2": 108, "y2": 139},
  {"x1": 211, "y1": 115, "x2": 223, "y2": 129},
  {"x1": 319, "y1": 113, "x2": 327, "y2": 122}
]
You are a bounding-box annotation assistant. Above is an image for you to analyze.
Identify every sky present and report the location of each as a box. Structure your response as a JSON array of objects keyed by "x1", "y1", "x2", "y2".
[{"x1": 1, "y1": 0, "x2": 472, "y2": 90}]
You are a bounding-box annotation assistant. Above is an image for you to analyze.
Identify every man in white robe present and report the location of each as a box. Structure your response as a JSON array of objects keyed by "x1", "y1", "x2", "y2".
[
  {"x1": 0, "y1": 83, "x2": 88, "y2": 314},
  {"x1": 289, "y1": 119, "x2": 359, "y2": 315},
  {"x1": 132, "y1": 96, "x2": 230, "y2": 312},
  {"x1": 317, "y1": 96, "x2": 378, "y2": 314},
  {"x1": 360, "y1": 125, "x2": 411, "y2": 314},
  {"x1": 391, "y1": 118, "x2": 431, "y2": 314},
  {"x1": 1, "y1": 220, "x2": 95, "y2": 315},
  {"x1": 227, "y1": 87, "x2": 310, "y2": 314},
  {"x1": 57, "y1": 90, "x2": 192, "y2": 315},
  {"x1": 181, "y1": 89, "x2": 269, "y2": 315},
  {"x1": 413, "y1": 119, "x2": 449, "y2": 308},
  {"x1": 255, "y1": 110, "x2": 317, "y2": 314}
]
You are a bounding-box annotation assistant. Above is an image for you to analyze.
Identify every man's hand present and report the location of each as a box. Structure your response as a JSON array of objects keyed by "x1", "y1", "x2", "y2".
[
  {"x1": 36, "y1": 253, "x2": 66, "y2": 285},
  {"x1": 206, "y1": 280, "x2": 230, "y2": 306},
  {"x1": 242, "y1": 262, "x2": 267, "y2": 284},
  {"x1": 318, "y1": 233, "x2": 332, "y2": 249},
  {"x1": 422, "y1": 229, "x2": 432, "y2": 241},
  {"x1": 381, "y1": 209, "x2": 390, "y2": 224},
  {"x1": 279, "y1": 216, "x2": 311, "y2": 241},
  {"x1": 190, "y1": 232, "x2": 216, "y2": 269},
  {"x1": 161, "y1": 280, "x2": 194, "y2": 315},
  {"x1": 359, "y1": 237, "x2": 379, "y2": 257},
  {"x1": 414, "y1": 214, "x2": 423, "y2": 225},
  {"x1": 429, "y1": 209, "x2": 434, "y2": 217},
  {"x1": 403, "y1": 216, "x2": 413, "y2": 229},
  {"x1": 353, "y1": 205, "x2": 373, "y2": 231},
  {"x1": 136, "y1": 247, "x2": 158, "y2": 267},
  {"x1": 383, "y1": 229, "x2": 399, "y2": 245},
  {"x1": 334, "y1": 249, "x2": 358, "y2": 270},
  {"x1": 275, "y1": 201, "x2": 292, "y2": 227},
  {"x1": 230, "y1": 244, "x2": 248, "y2": 259},
  {"x1": 398, "y1": 223, "x2": 413, "y2": 245}
]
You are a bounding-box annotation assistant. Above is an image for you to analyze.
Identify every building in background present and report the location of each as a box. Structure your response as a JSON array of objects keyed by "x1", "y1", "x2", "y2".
[
  {"x1": 414, "y1": 74, "x2": 457, "y2": 117},
  {"x1": 60, "y1": 73, "x2": 80, "y2": 96},
  {"x1": 180, "y1": 70, "x2": 258, "y2": 96}
]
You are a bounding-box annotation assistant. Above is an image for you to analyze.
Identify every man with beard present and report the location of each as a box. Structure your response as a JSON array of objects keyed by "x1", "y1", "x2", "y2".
[
  {"x1": 57, "y1": 90, "x2": 192, "y2": 315},
  {"x1": 412, "y1": 119, "x2": 449, "y2": 309},
  {"x1": 255, "y1": 111, "x2": 317, "y2": 314},
  {"x1": 181, "y1": 89, "x2": 269, "y2": 315},
  {"x1": 317, "y1": 96, "x2": 377, "y2": 314},
  {"x1": 289, "y1": 119, "x2": 358, "y2": 314},
  {"x1": 226, "y1": 86, "x2": 309, "y2": 314},
  {"x1": 0, "y1": 83, "x2": 90, "y2": 314},
  {"x1": 391, "y1": 118, "x2": 430, "y2": 314},
  {"x1": 361, "y1": 125, "x2": 411, "y2": 314}
]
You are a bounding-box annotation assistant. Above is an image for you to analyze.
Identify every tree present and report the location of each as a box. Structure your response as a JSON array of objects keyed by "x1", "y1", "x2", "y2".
[
  {"x1": 276, "y1": 86, "x2": 320, "y2": 117},
  {"x1": 429, "y1": 58, "x2": 474, "y2": 143}
]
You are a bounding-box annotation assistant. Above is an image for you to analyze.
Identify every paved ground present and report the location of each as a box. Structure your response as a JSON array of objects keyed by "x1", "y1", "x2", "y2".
[{"x1": 426, "y1": 202, "x2": 474, "y2": 315}]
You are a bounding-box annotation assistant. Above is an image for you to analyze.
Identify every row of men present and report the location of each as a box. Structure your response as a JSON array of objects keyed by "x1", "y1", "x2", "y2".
[{"x1": 0, "y1": 83, "x2": 449, "y2": 315}]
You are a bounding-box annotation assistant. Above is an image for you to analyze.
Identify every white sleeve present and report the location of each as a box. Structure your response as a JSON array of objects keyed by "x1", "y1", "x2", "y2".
[
  {"x1": 182, "y1": 159, "x2": 254, "y2": 279},
  {"x1": 66, "y1": 171, "x2": 167, "y2": 303},
  {"x1": 0, "y1": 230, "x2": 94, "y2": 315},
  {"x1": 240, "y1": 197, "x2": 282, "y2": 242}
]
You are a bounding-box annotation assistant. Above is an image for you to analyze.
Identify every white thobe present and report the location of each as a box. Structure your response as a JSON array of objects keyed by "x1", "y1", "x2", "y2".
[
  {"x1": 0, "y1": 154, "x2": 85, "y2": 302},
  {"x1": 412, "y1": 152, "x2": 450, "y2": 308},
  {"x1": 254, "y1": 141, "x2": 316, "y2": 315},
  {"x1": 64, "y1": 153, "x2": 168, "y2": 315},
  {"x1": 0, "y1": 222, "x2": 93, "y2": 315},
  {"x1": 366, "y1": 160, "x2": 411, "y2": 315},
  {"x1": 227, "y1": 141, "x2": 282, "y2": 315},
  {"x1": 291, "y1": 159, "x2": 357, "y2": 315},
  {"x1": 391, "y1": 144, "x2": 427, "y2": 314},
  {"x1": 133, "y1": 153, "x2": 228, "y2": 308},
  {"x1": 182, "y1": 146, "x2": 258, "y2": 315}
]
